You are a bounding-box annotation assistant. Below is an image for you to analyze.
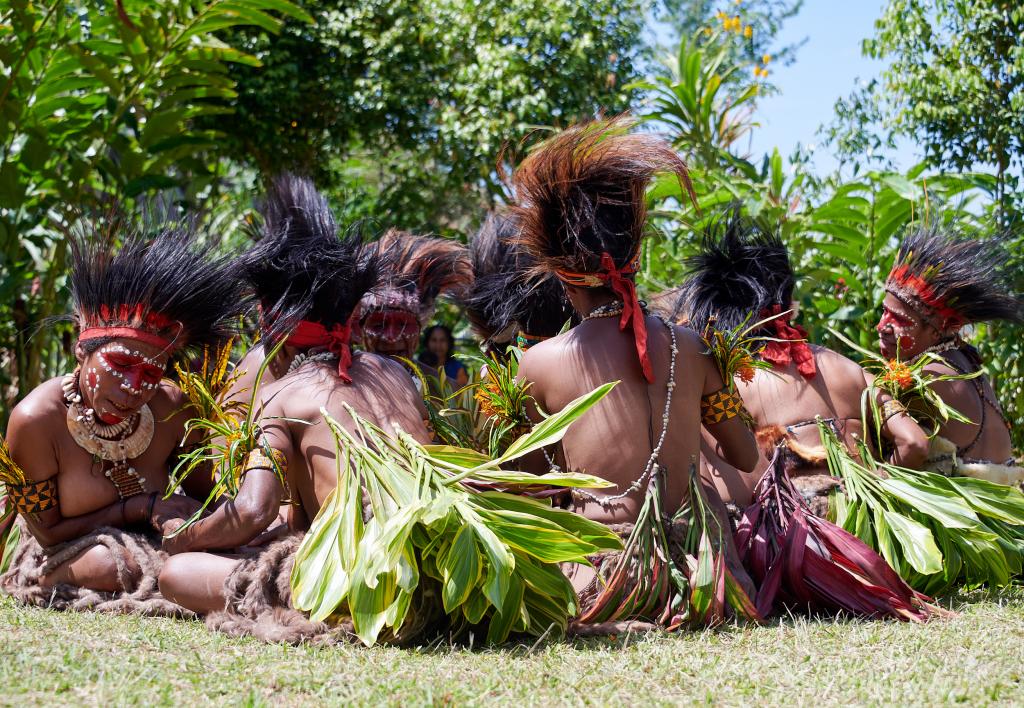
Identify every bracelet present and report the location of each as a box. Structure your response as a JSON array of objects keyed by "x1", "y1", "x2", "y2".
[
  {"x1": 146, "y1": 492, "x2": 158, "y2": 523},
  {"x1": 881, "y1": 399, "x2": 907, "y2": 422}
]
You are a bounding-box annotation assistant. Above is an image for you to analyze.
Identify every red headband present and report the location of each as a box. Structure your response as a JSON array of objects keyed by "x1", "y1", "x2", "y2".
[
  {"x1": 288, "y1": 319, "x2": 354, "y2": 383},
  {"x1": 758, "y1": 305, "x2": 816, "y2": 379},
  {"x1": 78, "y1": 306, "x2": 177, "y2": 350},
  {"x1": 886, "y1": 264, "x2": 964, "y2": 327},
  {"x1": 556, "y1": 251, "x2": 652, "y2": 383}
]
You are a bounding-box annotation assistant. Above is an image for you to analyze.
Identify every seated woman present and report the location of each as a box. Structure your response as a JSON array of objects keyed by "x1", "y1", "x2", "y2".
[
  {"x1": 674, "y1": 212, "x2": 929, "y2": 511},
  {"x1": 416, "y1": 324, "x2": 469, "y2": 387},
  {"x1": 156, "y1": 179, "x2": 432, "y2": 643},
  {"x1": 876, "y1": 226, "x2": 1024, "y2": 485},
  {"x1": 0, "y1": 222, "x2": 246, "y2": 613}
]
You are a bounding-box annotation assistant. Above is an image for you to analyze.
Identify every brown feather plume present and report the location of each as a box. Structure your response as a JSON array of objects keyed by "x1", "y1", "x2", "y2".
[
  {"x1": 509, "y1": 116, "x2": 694, "y2": 277},
  {"x1": 368, "y1": 229, "x2": 472, "y2": 314}
]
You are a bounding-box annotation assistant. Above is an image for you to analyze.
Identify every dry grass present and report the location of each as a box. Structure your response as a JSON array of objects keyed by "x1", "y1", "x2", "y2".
[{"x1": 1, "y1": 588, "x2": 1022, "y2": 706}]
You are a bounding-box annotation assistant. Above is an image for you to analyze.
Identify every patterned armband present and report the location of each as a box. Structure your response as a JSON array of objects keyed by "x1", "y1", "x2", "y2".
[
  {"x1": 701, "y1": 387, "x2": 743, "y2": 425},
  {"x1": 881, "y1": 399, "x2": 907, "y2": 422},
  {"x1": 244, "y1": 448, "x2": 288, "y2": 477},
  {"x1": 7, "y1": 477, "x2": 58, "y2": 514}
]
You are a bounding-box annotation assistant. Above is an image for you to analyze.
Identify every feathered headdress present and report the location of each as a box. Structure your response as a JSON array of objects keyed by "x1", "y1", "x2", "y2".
[
  {"x1": 70, "y1": 216, "x2": 247, "y2": 358},
  {"x1": 240, "y1": 174, "x2": 379, "y2": 382},
  {"x1": 510, "y1": 117, "x2": 692, "y2": 381},
  {"x1": 358, "y1": 230, "x2": 471, "y2": 338},
  {"x1": 886, "y1": 226, "x2": 1024, "y2": 329},
  {"x1": 460, "y1": 212, "x2": 573, "y2": 349},
  {"x1": 674, "y1": 209, "x2": 815, "y2": 379}
]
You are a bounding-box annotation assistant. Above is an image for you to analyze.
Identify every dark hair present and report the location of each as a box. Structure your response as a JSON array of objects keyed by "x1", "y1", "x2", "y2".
[
  {"x1": 240, "y1": 174, "x2": 379, "y2": 343},
  {"x1": 510, "y1": 116, "x2": 693, "y2": 284},
  {"x1": 69, "y1": 214, "x2": 248, "y2": 360},
  {"x1": 890, "y1": 225, "x2": 1024, "y2": 325},
  {"x1": 418, "y1": 324, "x2": 455, "y2": 366},
  {"x1": 673, "y1": 209, "x2": 795, "y2": 332},
  {"x1": 365, "y1": 229, "x2": 472, "y2": 316},
  {"x1": 460, "y1": 211, "x2": 574, "y2": 344}
]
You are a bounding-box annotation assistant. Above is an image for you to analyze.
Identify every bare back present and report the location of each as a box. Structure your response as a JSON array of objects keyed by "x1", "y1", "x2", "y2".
[
  {"x1": 738, "y1": 345, "x2": 868, "y2": 467},
  {"x1": 259, "y1": 351, "x2": 431, "y2": 524},
  {"x1": 520, "y1": 315, "x2": 734, "y2": 523}
]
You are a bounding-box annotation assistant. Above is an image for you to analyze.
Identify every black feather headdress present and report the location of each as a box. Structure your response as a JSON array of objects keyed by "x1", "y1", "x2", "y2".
[
  {"x1": 673, "y1": 211, "x2": 795, "y2": 333},
  {"x1": 70, "y1": 215, "x2": 248, "y2": 358},
  {"x1": 241, "y1": 174, "x2": 379, "y2": 344},
  {"x1": 460, "y1": 212, "x2": 573, "y2": 346},
  {"x1": 886, "y1": 226, "x2": 1024, "y2": 328}
]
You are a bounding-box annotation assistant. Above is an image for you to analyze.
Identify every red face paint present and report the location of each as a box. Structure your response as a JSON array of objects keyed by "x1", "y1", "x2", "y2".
[{"x1": 103, "y1": 352, "x2": 165, "y2": 385}]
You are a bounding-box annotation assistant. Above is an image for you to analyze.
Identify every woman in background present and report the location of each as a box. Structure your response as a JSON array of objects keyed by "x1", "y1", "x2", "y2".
[{"x1": 417, "y1": 324, "x2": 469, "y2": 386}]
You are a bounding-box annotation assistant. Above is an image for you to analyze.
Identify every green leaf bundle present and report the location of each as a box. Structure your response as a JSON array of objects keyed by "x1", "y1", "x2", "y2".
[
  {"x1": 291, "y1": 382, "x2": 622, "y2": 646},
  {"x1": 820, "y1": 420, "x2": 1024, "y2": 595}
]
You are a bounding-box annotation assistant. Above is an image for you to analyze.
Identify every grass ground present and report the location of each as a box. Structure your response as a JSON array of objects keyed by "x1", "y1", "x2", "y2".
[{"x1": 2, "y1": 588, "x2": 1023, "y2": 706}]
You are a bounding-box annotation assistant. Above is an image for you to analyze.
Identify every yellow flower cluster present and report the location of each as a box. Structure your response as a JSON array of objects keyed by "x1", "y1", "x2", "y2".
[
  {"x1": 753, "y1": 53, "x2": 771, "y2": 78},
  {"x1": 715, "y1": 10, "x2": 751, "y2": 37}
]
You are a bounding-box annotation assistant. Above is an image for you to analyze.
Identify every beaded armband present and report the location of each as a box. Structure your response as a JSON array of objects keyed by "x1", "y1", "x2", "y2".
[
  {"x1": 244, "y1": 448, "x2": 288, "y2": 477},
  {"x1": 881, "y1": 399, "x2": 907, "y2": 422},
  {"x1": 7, "y1": 477, "x2": 58, "y2": 514},
  {"x1": 701, "y1": 388, "x2": 743, "y2": 425}
]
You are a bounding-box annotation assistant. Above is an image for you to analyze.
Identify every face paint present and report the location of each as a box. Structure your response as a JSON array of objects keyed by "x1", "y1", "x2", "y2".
[
  {"x1": 84, "y1": 341, "x2": 168, "y2": 422},
  {"x1": 877, "y1": 296, "x2": 926, "y2": 360}
]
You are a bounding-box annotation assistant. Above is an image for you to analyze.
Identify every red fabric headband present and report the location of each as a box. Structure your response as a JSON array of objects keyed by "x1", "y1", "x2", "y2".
[
  {"x1": 78, "y1": 326, "x2": 173, "y2": 350},
  {"x1": 556, "y1": 251, "x2": 652, "y2": 383},
  {"x1": 288, "y1": 319, "x2": 354, "y2": 383}
]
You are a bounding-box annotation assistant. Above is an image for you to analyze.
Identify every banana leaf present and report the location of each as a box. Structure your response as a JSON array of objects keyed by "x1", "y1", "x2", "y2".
[
  {"x1": 290, "y1": 394, "x2": 623, "y2": 647},
  {"x1": 573, "y1": 462, "x2": 761, "y2": 631},
  {"x1": 0, "y1": 493, "x2": 18, "y2": 575},
  {"x1": 819, "y1": 419, "x2": 1024, "y2": 594}
]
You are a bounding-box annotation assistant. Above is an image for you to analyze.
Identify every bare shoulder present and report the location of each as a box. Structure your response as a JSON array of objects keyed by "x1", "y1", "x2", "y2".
[
  {"x1": 811, "y1": 345, "x2": 864, "y2": 377},
  {"x1": 672, "y1": 325, "x2": 708, "y2": 356},
  {"x1": 8, "y1": 376, "x2": 67, "y2": 426},
  {"x1": 518, "y1": 333, "x2": 569, "y2": 382},
  {"x1": 6, "y1": 377, "x2": 65, "y2": 478},
  {"x1": 150, "y1": 379, "x2": 188, "y2": 419}
]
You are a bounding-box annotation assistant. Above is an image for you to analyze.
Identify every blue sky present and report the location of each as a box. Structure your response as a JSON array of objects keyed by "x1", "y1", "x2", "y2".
[{"x1": 653, "y1": 1, "x2": 920, "y2": 176}]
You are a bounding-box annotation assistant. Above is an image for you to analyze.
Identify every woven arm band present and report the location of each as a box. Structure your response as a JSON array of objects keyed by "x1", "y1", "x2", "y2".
[
  {"x1": 7, "y1": 477, "x2": 58, "y2": 514},
  {"x1": 244, "y1": 448, "x2": 288, "y2": 476},
  {"x1": 701, "y1": 388, "x2": 743, "y2": 425}
]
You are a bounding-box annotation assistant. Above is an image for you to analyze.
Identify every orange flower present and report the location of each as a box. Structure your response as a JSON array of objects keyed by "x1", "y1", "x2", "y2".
[
  {"x1": 475, "y1": 386, "x2": 501, "y2": 419},
  {"x1": 737, "y1": 363, "x2": 756, "y2": 383},
  {"x1": 880, "y1": 360, "x2": 914, "y2": 390}
]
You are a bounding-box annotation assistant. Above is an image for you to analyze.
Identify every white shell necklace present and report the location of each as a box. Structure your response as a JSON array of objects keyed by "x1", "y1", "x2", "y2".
[{"x1": 62, "y1": 370, "x2": 153, "y2": 499}]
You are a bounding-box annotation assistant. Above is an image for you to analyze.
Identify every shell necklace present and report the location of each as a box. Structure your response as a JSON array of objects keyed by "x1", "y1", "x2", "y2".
[{"x1": 62, "y1": 370, "x2": 153, "y2": 499}]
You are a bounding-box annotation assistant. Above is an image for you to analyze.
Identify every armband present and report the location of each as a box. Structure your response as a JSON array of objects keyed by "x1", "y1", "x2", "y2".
[
  {"x1": 701, "y1": 388, "x2": 743, "y2": 425},
  {"x1": 881, "y1": 399, "x2": 907, "y2": 422},
  {"x1": 244, "y1": 448, "x2": 288, "y2": 478},
  {"x1": 7, "y1": 477, "x2": 58, "y2": 514}
]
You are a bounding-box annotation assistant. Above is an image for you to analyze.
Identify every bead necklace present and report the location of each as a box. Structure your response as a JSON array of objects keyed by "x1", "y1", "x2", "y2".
[
  {"x1": 62, "y1": 370, "x2": 152, "y2": 499},
  {"x1": 571, "y1": 316, "x2": 678, "y2": 508},
  {"x1": 909, "y1": 336, "x2": 962, "y2": 364},
  {"x1": 583, "y1": 301, "x2": 624, "y2": 320},
  {"x1": 286, "y1": 350, "x2": 339, "y2": 375}
]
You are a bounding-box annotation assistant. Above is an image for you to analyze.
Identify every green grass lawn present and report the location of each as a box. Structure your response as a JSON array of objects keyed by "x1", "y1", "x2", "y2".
[{"x1": 2, "y1": 589, "x2": 1023, "y2": 706}]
